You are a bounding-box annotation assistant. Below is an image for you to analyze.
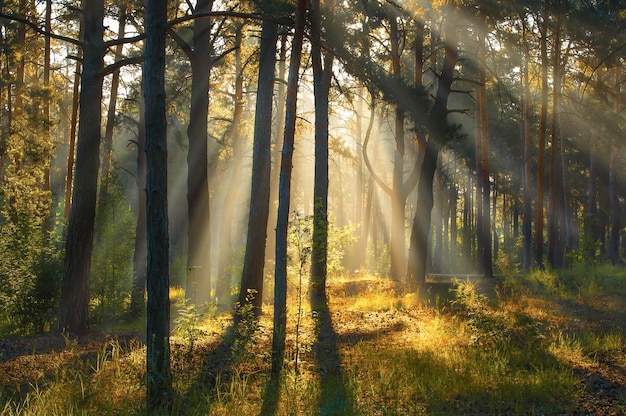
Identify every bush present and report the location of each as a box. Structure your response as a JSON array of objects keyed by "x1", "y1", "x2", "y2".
[{"x1": 0, "y1": 219, "x2": 61, "y2": 333}]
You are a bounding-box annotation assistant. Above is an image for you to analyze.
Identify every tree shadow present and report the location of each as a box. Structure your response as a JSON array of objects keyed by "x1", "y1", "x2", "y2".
[
  {"x1": 259, "y1": 371, "x2": 280, "y2": 416},
  {"x1": 179, "y1": 312, "x2": 258, "y2": 411},
  {"x1": 312, "y1": 301, "x2": 354, "y2": 415}
]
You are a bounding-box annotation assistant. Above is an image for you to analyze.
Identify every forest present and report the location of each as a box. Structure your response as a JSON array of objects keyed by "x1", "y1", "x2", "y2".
[{"x1": 1, "y1": 0, "x2": 626, "y2": 414}]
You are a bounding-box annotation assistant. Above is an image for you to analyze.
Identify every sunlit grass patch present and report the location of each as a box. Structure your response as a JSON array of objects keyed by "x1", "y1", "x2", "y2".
[{"x1": 346, "y1": 341, "x2": 575, "y2": 415}]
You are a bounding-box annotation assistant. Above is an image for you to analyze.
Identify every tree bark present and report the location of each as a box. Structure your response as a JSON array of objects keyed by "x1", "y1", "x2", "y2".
[
  {"x1": 609, "y1": 65, "x2": 623, "y2": 265},
  {"x1": 130, "y1": 98, "x2": 147, "y2": 317},
  {"x1": 477, "y1": 28, "x2": 493, "y2": 277},
  {"x1": 59, "y1": 0, "x2": 105, "y2": 335},
  {"x1": 238, "y1": 1, "x2": 278, "y2": 316},
  {"x1": 310, "y1": 0, "x2": 334, "y2": 311},
  {"x1": 548, "y1": 14, "x2": 563, "y2": 269},
  {"x1": 144, "y1": 0, "x2": 171, "y2": 408},
  {"x1": 407, "y1": 2, "x2": 456, "y2": 290},
  {"x1": 535, "y1": 1, "x2": 549, "y2": 269},
  {"x1": 186, "y1": 0, "x2": 214, "y2": 304},
  {"x1": 98, "y1": 5, "x2": 127, "y2": 212},
  {"x1": 216, "y1": 22, "x2": 245, "y2": 307},
  {"x1": 271, "y1": 0, "x2": 306, "y2": 375},
  {"x1": 521, "y1": 19, "x2": 532, "y2": 271}
]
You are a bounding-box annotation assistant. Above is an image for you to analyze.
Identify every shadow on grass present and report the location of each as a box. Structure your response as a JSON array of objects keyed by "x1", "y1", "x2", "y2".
[
  {"x1": 312, "y1": 300, "x2": 354, "y2": 416},
  {"x1": 177, "y1": 312, "x2": 258, "y2": 413},
  {"x1": 259, "y1": 371, "x2": 280, "y2": 416}
]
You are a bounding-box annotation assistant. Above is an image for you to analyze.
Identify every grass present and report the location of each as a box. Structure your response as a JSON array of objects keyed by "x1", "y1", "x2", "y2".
[{"x1": 1, "y1": 264, "x2": 625, "y2": 415}]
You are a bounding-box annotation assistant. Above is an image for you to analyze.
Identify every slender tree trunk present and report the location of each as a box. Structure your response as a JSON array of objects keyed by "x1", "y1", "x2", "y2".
[
  {"x1": 522, "y1": 25, "x2": 532, "y2": 271},
  {"x1": 144, "y1": 0, "x2": 171, "y2": 408},
  {"x1": 535, "y1": 2, "x2": 549, "y2": 269},
  {"x1": 266, "y1": 32, "x2": 287, "y2": 263},
  {"x1": 609, "y1": 65, "x2": 623, "y2": 265},
  {"x1": 586, "y1": 135, "x2": 599, "y2": 260},
  {"x1": 238, "y1": 2, "x2": 278, "y2": 315},
  {"x1": 59, "y1": 0, "x2": 105, "y2": 335},
  {"x1": 389, "y1": 11, "x2": 406, "y2": 281},
  {"x1": 130, "y1": 98, "x2": 147, "y2": 317},
  {"x1": 216, "y1": 23, "x2": 245, "y2": 307},
  {"x1": 271, "y1": 0, "x2": 306, "y2": 375},
  {"x1": 64, "y1": 55, "x2": 82, "y2": 221},
  {"x1": 477, "y1": 28, "x2": 493, "y2": 277},
  {"x1": 548, "y1": 15, "x2": 563, "y2": 269},
  {"x1": 98, "y1": 5, "x2": 127, "y2": 211},
  {"x1": 42, "y1": 0, "x2": 52, "y2": 233},
  {"x1": 310, "y1": 0, "x2": 334, "y2": 310},
  {"x1": 186, "y1": 0, "x2": 214, "y2": 304}
]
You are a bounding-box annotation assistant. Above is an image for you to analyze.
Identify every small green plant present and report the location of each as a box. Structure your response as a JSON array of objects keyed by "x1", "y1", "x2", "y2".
[{"x1": 174, "y1": 299, "x2": 214, "y2": 357}]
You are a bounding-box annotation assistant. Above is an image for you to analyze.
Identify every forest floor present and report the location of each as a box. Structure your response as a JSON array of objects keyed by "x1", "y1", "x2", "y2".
[{"x1": 1, "y1": 270, "x2": 626, "y2": 415}]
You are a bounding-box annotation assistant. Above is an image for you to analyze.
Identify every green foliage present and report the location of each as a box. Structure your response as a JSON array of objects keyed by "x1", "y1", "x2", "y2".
[
  {"x1": 90, "y1": 175, "x2": 135, "y2": 324},
  {"x1": 174, "y1": 298, "x2": 216, "y2": 358},
  {"x1": 327, "y1": 217, "x2": 358, "y2": 277},
  {"x1": 0, "y1": 219, "x2": 61, "y2": 334}
]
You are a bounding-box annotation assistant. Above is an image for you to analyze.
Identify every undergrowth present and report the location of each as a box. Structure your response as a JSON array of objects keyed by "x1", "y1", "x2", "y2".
[{"x1": 2, "y1": 264, "x2": 625, "y2": 415}]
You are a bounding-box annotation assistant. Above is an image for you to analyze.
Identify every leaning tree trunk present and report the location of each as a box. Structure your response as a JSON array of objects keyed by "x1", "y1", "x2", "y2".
[
  {"x1": 59, "y1": 0, "x2": 105, "y2": 335},
  {"x1": 238, "y1": 2, "x2": 279, "y2": 316},
  {"x1": 144, "y1": 0, "x2": 171, "y2": 409}
]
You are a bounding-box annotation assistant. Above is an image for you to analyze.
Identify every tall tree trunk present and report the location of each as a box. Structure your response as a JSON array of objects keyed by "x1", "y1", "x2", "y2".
[
  {"x1": 407, "y1": 2, "x2": 456, "y2": 290},
  {"x1": 477, "y1": 26, "x2": 493, "y2": 277},
  {"x1": 310, "y1": 0, "x2": 334, "y2": 311},
  {"x1": 64, "y1": 47, "x2": 82, "y2": 221},
  {"x1": 59, "y1": 0, "x2": 105, "y2": 335},
  {"x1": 98, "y1": 5, "x2": 127, "y2": 211},
  {"x1": 266, "y1": 32, "x2": 287, "y2": 264},
  {"x1": 144, "y1": 0, "x2": 171, "y2": 408},
  {"x1": 389, "y1": 10, "x2": 406, "y2": 281},
  {"x1": 609, "y1": 65, "x2": 623, "y2": 265},
  {"x1": 535, "y1": 1, "x2": 549, "y2": 269},
  {"x1": 586, "y1": 137, "x2": 599, "y2": 260},
  {"x1": 186, "y1": 0, "x2": 214, "y2": 304},
  {"x1": 522, "y1": 20, "x2": 532, "y2": 271},
  {"x1": 238, "y1": 2, "x2": 278, "y2": 316},
  {"x1": 130, "y1": 98, "x2": 147, "y2": 316},
  {"x1": 271, "y1": 0, "x2": 306, "y2": 375},
  {"x1": 548, "y1": 15, "x2": 563, "y2": 269},
  {"x1": 216, "y1": 22, "x2": 245, "y2": 307},
  {"x1": 42, "y1": 0, "x2": 52, "y2": 234},
  {"x1": 407, "y1": 142, "x2": 437, "y2": 290}
]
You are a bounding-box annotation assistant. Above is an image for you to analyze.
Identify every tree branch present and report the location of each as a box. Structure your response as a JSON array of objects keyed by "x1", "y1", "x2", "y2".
[
  {"x1": 100, "y1": 56, "x2": 143, "y2": 77},
  {"x1": 362, "y1": 95, "x2": 393, "y2": 196},
  {"x1": 0, "y1": 12, "x2": 82, "y2": 47}
]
